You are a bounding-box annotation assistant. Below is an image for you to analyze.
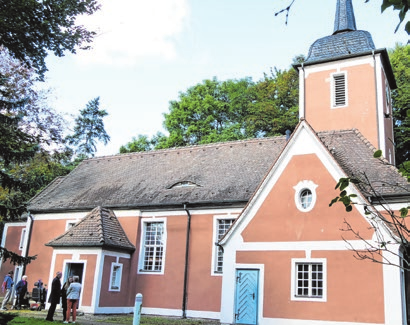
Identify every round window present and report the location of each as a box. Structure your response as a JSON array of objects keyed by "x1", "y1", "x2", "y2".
[
  {"x1": 293, "y1": 180, "x2": 318, "y2": 212},
  {"x1": 300, "y1": 189, "x2": 312, "y2": 209}
]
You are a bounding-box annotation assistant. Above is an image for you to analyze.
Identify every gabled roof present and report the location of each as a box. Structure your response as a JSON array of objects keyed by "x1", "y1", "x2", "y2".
[
  {"x1": 30, "y1": 126, "x2": 408, "y2": 215},
  {"x1": 220, "y1": 121, "x2": 409, "y2": 246},
  {"x1": 45, "y1": 206, "x2": 135, "y2": 253},
  {"x1": 318, "y1": 129, "x2": 410, "y2": 199},
  {"x1": 29, "y1": 137, "x2": 287, "y2": 212}
]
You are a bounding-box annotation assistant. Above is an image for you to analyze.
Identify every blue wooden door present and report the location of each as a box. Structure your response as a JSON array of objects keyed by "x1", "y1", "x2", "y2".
[{"x1": 234, "y1": 269, "x2": 259, "y2": 325}]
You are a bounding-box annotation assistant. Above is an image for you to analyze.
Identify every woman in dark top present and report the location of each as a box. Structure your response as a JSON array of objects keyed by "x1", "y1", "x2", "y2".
[{"x1": 14, "y1": 275, "x2": 28, "y2": 309}]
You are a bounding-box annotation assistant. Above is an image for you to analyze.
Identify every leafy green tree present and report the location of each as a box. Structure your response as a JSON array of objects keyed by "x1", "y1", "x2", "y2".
[
  {"x1": 162, "y1": 77, "x2": 255, "y2": 147},
  {"x1": 245, "y1": 68, "x2": 299, "y2": 137},
  {"x1": 66, "y1": 97, "x2": 111, "y2": 157},
  {"x1": 389, "y1": 43, "x2": 410, "y2": 171},
  {"x1": 0, "y1": 0, "x2": 100, "y2": 78}
]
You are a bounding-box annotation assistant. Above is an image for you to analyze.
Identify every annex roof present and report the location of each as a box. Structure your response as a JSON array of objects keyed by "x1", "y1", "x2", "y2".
[{"x1": 45, "y1": 206, "x2": 135, "y2": 252}]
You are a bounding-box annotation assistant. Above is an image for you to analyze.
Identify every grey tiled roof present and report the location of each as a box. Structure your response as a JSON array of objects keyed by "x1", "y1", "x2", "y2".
[
  {"x1": 305, "y1": 30, "x2": 376, "y2": 64},
  {"x1": 30, "y1": 129, "x2": 408, "y2": 214},
  {"x1": 45, "y1": 206, "x2": 135, "y2": 252},
  {"x1": 318, "y1": 129, "x2": 410, "y2": 198},
  {"x1": 304, "y1": 0, "x2": 376, "y2": 64},
  {"x1": 29, "y1": 137, "x2": 287, "y2": 212}
]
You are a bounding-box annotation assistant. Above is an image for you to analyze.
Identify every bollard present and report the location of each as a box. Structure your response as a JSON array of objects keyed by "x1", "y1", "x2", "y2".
[{"x1": 133, "y1": 293, "x2": 143, "y2": 325}]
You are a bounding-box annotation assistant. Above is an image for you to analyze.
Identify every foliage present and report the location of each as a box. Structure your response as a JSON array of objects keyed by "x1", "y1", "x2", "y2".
[
  {"x1": 120, "y1": 68, "x2": 299, "y2": 152},
  {"x1": 330, "y1": 150, "x2": 410, "y2": 269},
  {"x1": 275, "y1": 0, "x2": 410, "y2": 35},
  {"x1": 389, "y1": 43, "x2": 410, "y2": 169},
  {"x1": 66, "y1": 97, "x2": 111, "y2": 157},
  {"x1": 0, "y1": 0, "x2": 100, "y2": 78}
]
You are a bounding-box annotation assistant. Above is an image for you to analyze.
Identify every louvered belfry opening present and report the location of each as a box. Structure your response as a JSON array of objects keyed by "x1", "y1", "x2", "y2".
[{"x1": 333, "y1": 74, "x2": 346, "y2": 106}]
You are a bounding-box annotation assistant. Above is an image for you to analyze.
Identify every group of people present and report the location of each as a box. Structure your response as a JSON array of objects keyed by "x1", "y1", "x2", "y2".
[
  {"x1": 1, "y1": 270, "x2": 81, "y2": 323},
  {"x1": 46, "y1": 271, "x2": 82, "y2": 323},
  {"x1": 1, "y1": 271, "x2": 29, "y2": 310}
]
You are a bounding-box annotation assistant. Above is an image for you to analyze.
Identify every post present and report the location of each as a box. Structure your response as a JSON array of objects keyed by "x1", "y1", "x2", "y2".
[{"x1": 133, "y1": 293, "x2": 143, "y2": 325}]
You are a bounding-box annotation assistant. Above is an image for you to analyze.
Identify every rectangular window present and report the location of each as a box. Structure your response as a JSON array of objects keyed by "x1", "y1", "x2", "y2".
[
  {"x1": 19, "y1": 229, "x2": 26, "y2": 250},
  {"x1": 332, "y1": 73, "x2": 347, "y2": 107},
  {"x1": 109, "y1": 263, "x2": 122, "y2": 291},
  {"x1": 214, "y1": 218, "x2": 235, "y2": 273},
  {"x1": 295, "y1": 263, "x2": 323, "y2": 297},
  {"x1": 140, "y1": 221, "x2": 165, "y2": 272},
  {"x1": 291, "y1": 258, "x2": 326, "y2": 302}
]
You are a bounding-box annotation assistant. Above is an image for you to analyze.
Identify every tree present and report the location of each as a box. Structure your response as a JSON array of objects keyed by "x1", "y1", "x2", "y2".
[
  {"x1": 66, "y1": 97, "x2": 111, "y2": 157},
  {"x1": 245, "y1": 68, "x2": 299, "y2": 138},
  {"x1": 120, "y1": 69, "x2": 300, "y2": 152},
  {"x1": 0, "y1": 0, "x2": 100, "y2": 78},
  {"x1": 389, "y1": 43, "x2": 410, "y2": 171},
  {"x1": 162, "y1": 77, "x2": 255, "y2": 148},
  {"x1": 0, "y1": 0, "x2": 100, "y2": 266},
  {"x1": 275, "y1": 0, "x2": 410, "y2": 35}
]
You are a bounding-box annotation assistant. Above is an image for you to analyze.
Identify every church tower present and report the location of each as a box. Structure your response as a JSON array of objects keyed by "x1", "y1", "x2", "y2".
[{"x1": 294, "y1": 0, "x2": 397, "y2": 164}]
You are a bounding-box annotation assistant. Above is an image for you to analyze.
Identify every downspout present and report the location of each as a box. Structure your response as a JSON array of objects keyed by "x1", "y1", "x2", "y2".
[
  {"x1": 372, "y1": 50, "x2": 381, "y2": 150},
  {"x1": 182, "y1": 204, "x2": 192, "y2": 319},
  {"x1": 22, "y1": 212, "x2": 34, "y2": 275}
]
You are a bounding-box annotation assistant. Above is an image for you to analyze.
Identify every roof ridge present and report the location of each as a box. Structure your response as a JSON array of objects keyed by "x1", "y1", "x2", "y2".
[{"x1": 84, "y1": 136, "x2": 287, "y2": 161}]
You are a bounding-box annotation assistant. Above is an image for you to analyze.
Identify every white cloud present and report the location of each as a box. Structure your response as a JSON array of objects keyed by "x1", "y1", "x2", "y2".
[{"x1": 76, "y1": 0, "x2": 190, "y2": 65}]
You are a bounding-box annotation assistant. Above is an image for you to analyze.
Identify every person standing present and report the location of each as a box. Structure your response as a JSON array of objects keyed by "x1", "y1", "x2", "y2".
[
  {"x1": 1, "y1": 271, "x2": 14, "y2": 310},
  {"x1": 14, "y1": 275, "x2": 28, "y2": 309},
  {"x1": 46, "y1": 271, "x2": 62, "y2": 321},
  {"x1": 64, "y1": 276, "x2": 81, "y2": 324},
  {"x1": 61, "y1": 276, "x2": 73, "y2": 322}
]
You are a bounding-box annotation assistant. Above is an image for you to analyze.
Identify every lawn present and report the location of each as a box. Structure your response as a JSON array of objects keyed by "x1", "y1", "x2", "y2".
[{"x1": 0, "y1": 312, "x2": 220, "y2": 325}]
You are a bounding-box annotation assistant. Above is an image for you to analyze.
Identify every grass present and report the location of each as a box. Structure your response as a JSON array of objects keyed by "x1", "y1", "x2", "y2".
[{"x1": 1, "y1": 313, "x2": 219, "y2": 325}]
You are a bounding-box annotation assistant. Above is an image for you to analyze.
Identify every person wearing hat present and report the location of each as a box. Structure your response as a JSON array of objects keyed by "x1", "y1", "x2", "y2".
[{"x1": 1, "y1": 271, "x2": 14, "y2": 310}]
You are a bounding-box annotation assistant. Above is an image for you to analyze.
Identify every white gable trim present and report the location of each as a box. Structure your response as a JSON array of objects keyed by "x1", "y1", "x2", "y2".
[{"x1": 220, "y1": 121, "x2": 371, "y2": 246}]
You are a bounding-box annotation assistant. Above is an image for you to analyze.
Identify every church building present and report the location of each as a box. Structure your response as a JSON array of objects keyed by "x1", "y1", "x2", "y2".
[{"x1": 1, "y1": 1, "x2": 409, "y2": 324}]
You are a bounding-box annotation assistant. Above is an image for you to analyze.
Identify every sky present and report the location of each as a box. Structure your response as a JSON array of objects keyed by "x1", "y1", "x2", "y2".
[{"x1": 44, "y1": 0, "x2": 409, "y2": 157}]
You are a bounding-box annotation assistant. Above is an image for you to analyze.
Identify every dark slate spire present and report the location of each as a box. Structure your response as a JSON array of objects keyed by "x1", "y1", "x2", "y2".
[
  {"x1": 303, "y1": 0, "x2": 375, "y2": 64},
  {"x1": 333, "y1": 0, "x2": 357, "y2": 35}
]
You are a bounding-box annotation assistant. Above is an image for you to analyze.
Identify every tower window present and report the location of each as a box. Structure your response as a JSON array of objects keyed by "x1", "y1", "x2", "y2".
[{"x1": 332, "y1": 73, "x2": 347, "y2": 107}]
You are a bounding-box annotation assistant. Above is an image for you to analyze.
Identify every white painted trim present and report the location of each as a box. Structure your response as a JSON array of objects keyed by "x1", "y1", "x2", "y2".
[
  {"x1": 19, "y1": 228, "x2": 27, "y2": 251},
  {"x1": 92, "y1": 306, "x2": 134, "y2": 314},
  {"x1": 0, "y1": 222, "x2": 27, "y2": 272},
  {"x1": 108, "y1": 262, "x2": 123, "y2": 292},
  {"x1": 303, "y1": 55, "x2": 375, "y2": 77},
  {"x1": 185, "y1": 310, "x2": 220, "y2": 320},
  {"x1": 141, "y1": 307, "x2": 182, "y2": 317},
  {"x1": 31, "y1": 207, "x2": 243, "y2": 220},
  {"x1": 211, "y1": 214, "x2": 238, "y2": 276},
  {"x1": 65, "y1": 219, "x2": 80, "y2": 230},
  {"x1": 254, "y1": 318, "x2": 382, "y2": 325},
  {"x1": 383, "y1": 246, "x2": 406, "y2": 325},
  {"x1": 137, "y1": 217, "x2": 167, "y2": 275},
  {"x1": 293, "y1": 180, "x2": 318, "y2": 212},
  {"x1": 330, "y1": 71, "x2": 348, "y2": 108},
  {"x1": 298, "y1": 66, "x2": 305, "y2": 119},
  {"x1": 290, "y1": 258, "x2": 327, "y2": 302}
]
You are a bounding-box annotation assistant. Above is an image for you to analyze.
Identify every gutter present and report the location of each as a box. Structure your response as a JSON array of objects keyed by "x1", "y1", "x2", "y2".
[{"x1": 182, "y1": 203, "x2": 192, "y2": 319}]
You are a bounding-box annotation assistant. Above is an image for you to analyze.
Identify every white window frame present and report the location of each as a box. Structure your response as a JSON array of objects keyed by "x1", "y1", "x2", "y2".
[
  {"x1": 293, "y1": 180, "x2": 318, "y2": 212},
  {"x1": 331, "y1": 71, "x2": 348, "y2": 108},
  {"x1": 65, "y1": 220, "x2": 79, "y2": 230},
  {"x1": 291, "y1": 258, "x2": 327, "y2": 302},
  {"x1": 19, "y1": 228, "x2": 27, "y2": 250},
  {"x1": 385, "y1": 83, "x2": 391, "y2": 114},
  {"x1": 211, "y1": 216, "x2": 236, "y2": 275},
  {"x1": 109, "y1": 263, "x2": 123, "y2": 292},
  {"x1": 137, "y1": 218, "x2": 167, "y2": 275}
]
